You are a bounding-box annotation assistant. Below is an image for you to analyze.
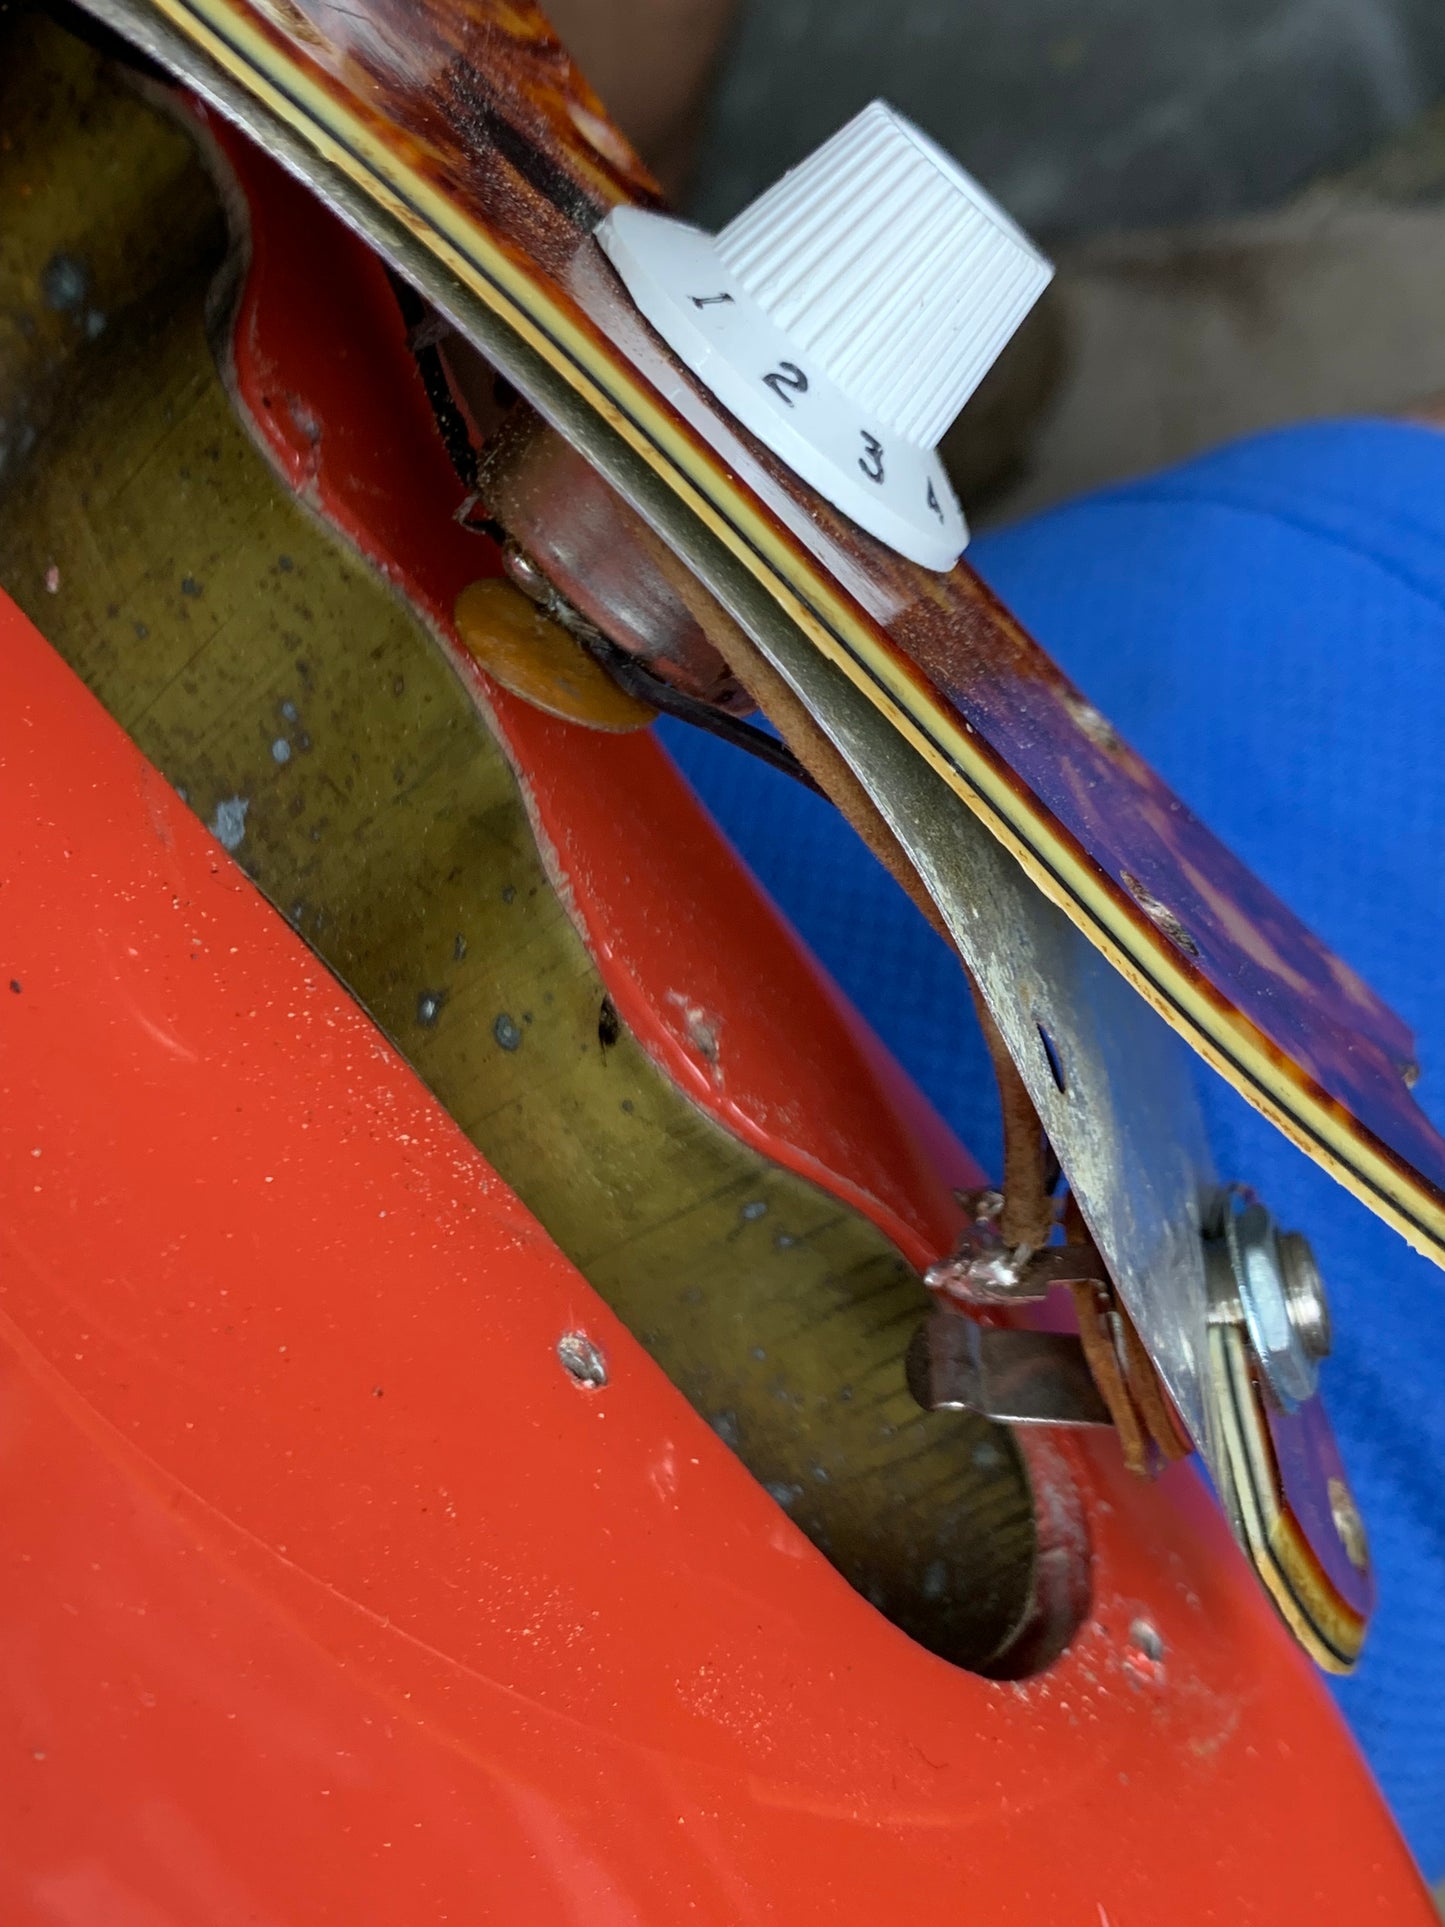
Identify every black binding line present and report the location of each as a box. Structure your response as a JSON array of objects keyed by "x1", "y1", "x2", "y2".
[{"x1": 1216, "y1": 1325, "x2": 1357, "y2": 1670}]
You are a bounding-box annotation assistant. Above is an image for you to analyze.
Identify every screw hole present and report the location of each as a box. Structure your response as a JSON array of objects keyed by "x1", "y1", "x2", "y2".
[
  {"x1": 1036, "y1": 1021, "x2": 1067, "y2": 1095},
  {"x1": 557, "y1": 1331, "x2": 608, "y2": 1389}
]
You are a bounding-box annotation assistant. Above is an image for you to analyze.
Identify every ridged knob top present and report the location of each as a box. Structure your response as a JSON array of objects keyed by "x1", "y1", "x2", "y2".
[
  {"x1": 716, "y1": 102, "x2": 1050, "y2": 452},
  {"x1": 597, "y1": 101, "x2": 1052, "y2": 568}
]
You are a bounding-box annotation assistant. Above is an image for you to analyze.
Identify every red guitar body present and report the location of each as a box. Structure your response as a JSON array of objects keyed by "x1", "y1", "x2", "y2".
[{"x1": 0, "y1": 68, "x2": 1432, "y2": 1927}]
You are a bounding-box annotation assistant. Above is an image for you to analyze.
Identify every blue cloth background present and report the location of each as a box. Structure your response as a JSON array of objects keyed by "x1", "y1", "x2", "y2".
[{"x1": 658, "y1": 420, "x2": 1445, "y2": 1875}]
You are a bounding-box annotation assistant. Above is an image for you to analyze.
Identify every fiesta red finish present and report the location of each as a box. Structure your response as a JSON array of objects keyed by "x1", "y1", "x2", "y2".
[
  {"x1": 0, "y1": 99, "x2": 1431, "y2": 1920},
  {"x1": 0, "y1": 583, "x2": 1433, "y2": 1920}
]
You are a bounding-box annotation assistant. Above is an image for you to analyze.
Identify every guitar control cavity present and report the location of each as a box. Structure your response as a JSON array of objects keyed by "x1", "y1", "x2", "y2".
[{"x1": 597, "y1": 100, "x2": 1052, "y2": 570}]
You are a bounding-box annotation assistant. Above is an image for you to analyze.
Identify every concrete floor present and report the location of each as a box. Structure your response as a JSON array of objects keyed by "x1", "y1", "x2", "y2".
[
  {"x1": 690, "y1": 0, "x2": 1445, "y2": 520},
  {"x1": 1005, "y1": 127, "x2": 1445, "y2": 519},
  {"x1": 694, "y1": 0, "x2": 1445, "y2": 237}
]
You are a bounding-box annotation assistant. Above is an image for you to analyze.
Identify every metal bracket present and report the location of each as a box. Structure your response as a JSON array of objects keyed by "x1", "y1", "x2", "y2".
[
  {"x1": 671, "y1": 564, "x2": 1373, "y2": 1668},
  {"x1": 907, "y1": 1313, "x2": 1111, "y2": 1428}
]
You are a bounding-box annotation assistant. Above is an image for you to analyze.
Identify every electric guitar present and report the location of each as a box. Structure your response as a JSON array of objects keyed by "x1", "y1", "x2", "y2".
[{"x1": 0, "y1": 4, "x2": 1437, "y2": 1918}]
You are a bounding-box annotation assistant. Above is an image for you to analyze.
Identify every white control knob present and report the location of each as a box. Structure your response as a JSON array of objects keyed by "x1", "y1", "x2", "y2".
[{"x1": 598, "y1": 100, "x2": 1052, "y2": 571}]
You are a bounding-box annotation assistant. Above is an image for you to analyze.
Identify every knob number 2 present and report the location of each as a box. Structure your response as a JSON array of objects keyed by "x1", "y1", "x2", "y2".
[{"x1": 763, "y1": 361, "x2": 809, "y2": 406}]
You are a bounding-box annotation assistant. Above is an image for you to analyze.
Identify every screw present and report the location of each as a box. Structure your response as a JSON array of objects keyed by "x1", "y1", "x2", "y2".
[
  {"x1": 556, "y1": 1331, "x2": 607, "y2": 1389},
  {"x1": 1279, "y1": 1231, "x2": 1331, "y2": 1361},
  {"x1": 1209, "y1": 1189, "x2": 1331, "y2": 1409}
]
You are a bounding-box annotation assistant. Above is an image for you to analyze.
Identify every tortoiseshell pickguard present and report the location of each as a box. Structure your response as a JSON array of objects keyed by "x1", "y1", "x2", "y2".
[{"x1": 74, "y1": 0, "x2": 1445, "y2": 1260}]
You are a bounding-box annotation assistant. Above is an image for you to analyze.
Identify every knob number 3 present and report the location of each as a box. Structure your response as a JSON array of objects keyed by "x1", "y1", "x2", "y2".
[{"x1": 858, "y1": 430, "x2": 885, "y2": 485}]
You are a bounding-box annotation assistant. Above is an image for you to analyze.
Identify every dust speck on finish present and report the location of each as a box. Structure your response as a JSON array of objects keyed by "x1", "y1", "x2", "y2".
[
  {"x1": 416, "y1": 989, "x2": 446, "y2": 1028},
  {"x1": 597, "y1": 995, "x2": 621, "y2": 1050},
  {"x1": 765, "y1": 1480, "x2": 803, "y2": 1510},
  {"x1": 493, "y1": 1011, "x2": 522, "y2": 1051},
  {"x1": 711, "y1": 1410, "x2": 740, "y2": 1449}
]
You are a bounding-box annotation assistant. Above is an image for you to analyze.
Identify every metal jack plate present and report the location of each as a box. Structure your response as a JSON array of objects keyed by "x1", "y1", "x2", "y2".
[{"x1": 697, "y1": 597, "x2": 1373, "y2": 1670}]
